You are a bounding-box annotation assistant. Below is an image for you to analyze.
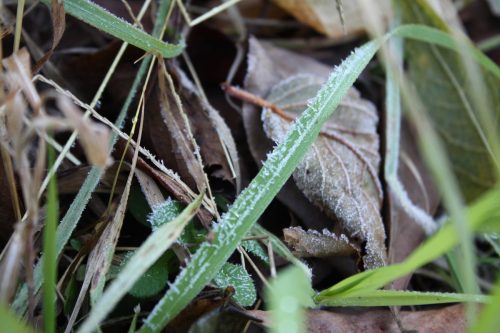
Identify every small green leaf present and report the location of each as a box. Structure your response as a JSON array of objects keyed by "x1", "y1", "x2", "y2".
[
  {"x1": 241, "y1": 239, "x2": 269, "y2": 264},
  {"x1": 214, "y1": 263, "x2": 257, "y2": 307},
  {"x1": 148, "y1": 198, "x2": 184, "y2": 231},
  {"x1": 121, "y1": 252, "x2": 169, "y2": 298},
  {"x1": 266, "y1": 266, "x2": 315, "y2": 333}
]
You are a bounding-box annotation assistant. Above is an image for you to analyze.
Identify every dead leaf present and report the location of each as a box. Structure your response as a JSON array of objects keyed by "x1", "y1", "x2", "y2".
[
  {"x1": 261, "y1": 74, "x2": 386, "y2": 269},
  {"x1": 56, "y1": 162, "x2": 129, "y2": 195},
  {"x1": 242, "y1": 36, "x2": 333, "y2": 230},
  {"x1": 283, "y1": 226, "x2": 359, "y2": 258},
  {"x1": 171, "y1": 63, "x2": 240, "y2": 188},
  {"x1": 135, "y1": 168, "x2": 165, "y2": 207},
  {"x1": 157, "y1": 60, "x2": 207, "y2": 193},
  {"x1": 248, "y1": 304, "x2": 467, "y2": 333},
  {"x1": 271, "y1": 0, "x2": 390, "y2": 38}
]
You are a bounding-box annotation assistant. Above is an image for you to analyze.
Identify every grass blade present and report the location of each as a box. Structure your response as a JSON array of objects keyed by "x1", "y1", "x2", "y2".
[
  {"x1": 0, "y1": 304, "x2": 35, "y2": 333},
  {"x1": 318, "y1": 290, "x2": 489, "y2": 307},
  {"x1": 76, "y1": 193, "x2": 204, "y2": 333},
  {"x1": 470, "y1": 278, "x2": 500, "y2": 333},
  {"x1": 40, "y1": 0, "x2": 184, "y2": 58},
  {"x1": 315, "y1": 186, "x2": 500, "y2": 301},
  {"x1": 42, "y1": 143, "x2": 59, "y2": 333}
]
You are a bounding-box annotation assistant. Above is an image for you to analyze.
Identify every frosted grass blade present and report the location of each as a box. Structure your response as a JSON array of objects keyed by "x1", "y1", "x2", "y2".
[{"x1": 40, "y1": 0, "x2": 184, "y2": 58}]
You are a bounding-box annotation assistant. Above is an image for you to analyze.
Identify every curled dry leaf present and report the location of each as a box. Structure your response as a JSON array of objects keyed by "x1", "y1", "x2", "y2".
[
  {"x1": 271, "y1": 0, "x2": 390, "y2": 38},
  {"x1": 157, "y1": 60, "x2": 207, "y2": 193},
  {"x1": 33, "y1": 0, "x2": 65, "y2": 73},
  {"x1": 261, "y1": 74, "x2": 386, "y2": 269},
  {"x1": 283, "y1": 226, "x2": 359, "y2": 258}
]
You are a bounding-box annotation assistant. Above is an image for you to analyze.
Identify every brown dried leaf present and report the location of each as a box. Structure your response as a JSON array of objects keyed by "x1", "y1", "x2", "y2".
[
  {"x1": 248, "y1": 304, "x2": 467, "y2": 333},
  {"x1": 262, "y1": 74, "x2": 386, "y2": 269},
  {"x1": 172, "y1": 64, "x2": 239, "y2": 187},
  {"x1": 271, "y1": 0, "x2": 390, "y2": 37},
  {"x1": 283, "y1": 226, "x2": 359, "y2": 258}
]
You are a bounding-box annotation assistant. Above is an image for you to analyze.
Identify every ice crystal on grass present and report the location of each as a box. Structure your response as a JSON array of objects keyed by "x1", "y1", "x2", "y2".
[
  {"x1": 214, "y1": 263, "x2": 257, "y2": 307},
  {"x1": 148, "y1": 198, "x2": 183, "y2": 231}
]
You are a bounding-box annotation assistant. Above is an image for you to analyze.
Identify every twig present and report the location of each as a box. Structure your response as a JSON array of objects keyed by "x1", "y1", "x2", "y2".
[{"x1": 222, "y1": 83, "x2": 383, "y2": 200}]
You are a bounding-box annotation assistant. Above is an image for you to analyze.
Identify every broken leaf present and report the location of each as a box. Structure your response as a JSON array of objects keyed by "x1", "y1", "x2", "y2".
[
  {"x1": 283, "y1": 226, "x2": 359, "y2": 258},
  {"x1": 261, "y1": 74, "x2": 386, "y2": 268}
]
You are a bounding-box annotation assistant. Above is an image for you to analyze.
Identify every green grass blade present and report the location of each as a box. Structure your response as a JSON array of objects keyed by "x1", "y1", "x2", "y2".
[
  {"x1": 316, "y1": 186, "x2": 500, "y2": 300},
  {"x1": 40, "y1": 0, "x2": 184, "y2": 58},
  {"x1": 318, "y1": 290, "x2": 489, "y2": 307},
  {"x1": 11, "y1": 2, "x2": 171, "y2": 314},
  {"x1": 43, "y1": 142, "x2": 59, "y2": 333},
  {"x1": 0, "y1": 304, "x2": 36, "y2": 333},
  {"x1": 391, "y1": 24, "x2": 500, "y2": 78},
  {"x1": 137, "y1": 40, "x2": 381, "y2": 333},
  {"x1": 76, "y1": 193, "x2": 204, "y2": 333},
  {"x1": 470, "y1": 278, "x2": 500, "y2": 333},
  {"x1": 267, "y1": 266, "x2": 314, "y2": 333}
]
